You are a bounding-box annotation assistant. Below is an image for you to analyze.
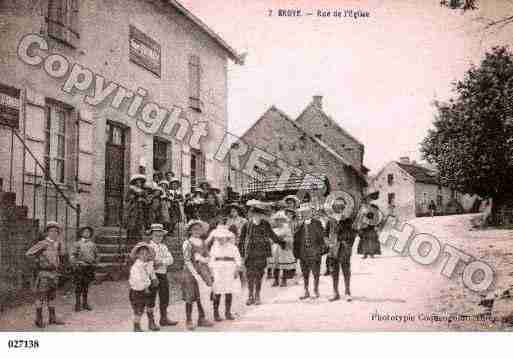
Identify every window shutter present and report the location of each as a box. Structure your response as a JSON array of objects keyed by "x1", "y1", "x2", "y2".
[
  {"x1": 188, "y1": 55, "x2": 201, "y2": 110},
  {"x1": 47, "y1": 0, "x2": 67, "y2": 43},
  {"x1": 24, "y1": 102, "x2": 47, "y2": 177},
  {"x1": 65, "y1": 109, "x2": 78, "y2": 190},
  {"x1": 77, "y1": 112, "x2": 94, "y2": 185},
  {"x1": 68, "y1": 0, "x2": 80, "y2": 47}
]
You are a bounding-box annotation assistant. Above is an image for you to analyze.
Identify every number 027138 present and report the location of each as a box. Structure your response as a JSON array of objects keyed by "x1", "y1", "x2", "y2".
[{"x1": 7, "y1": 339, "x2": 39, "y2": 349}]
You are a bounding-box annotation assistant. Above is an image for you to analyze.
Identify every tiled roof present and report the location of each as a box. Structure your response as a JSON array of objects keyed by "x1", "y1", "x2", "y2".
[
  {"x1": 396, "y1": 162, "x2": 439, "y2": 185},
  {"x1": 242, "y1": 174, "x2": 325, "y2": 194}
]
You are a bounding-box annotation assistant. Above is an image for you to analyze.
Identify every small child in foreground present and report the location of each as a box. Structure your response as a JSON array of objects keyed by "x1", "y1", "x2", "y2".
[{"x1": 128, "y1": 243, "x2": 155, "y2": 332}]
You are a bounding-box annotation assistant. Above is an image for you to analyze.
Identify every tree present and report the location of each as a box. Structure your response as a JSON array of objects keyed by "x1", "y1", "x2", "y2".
[
  {"x1": 439, "y1": 0, "x2": 513, "y2": 32},
  {"x1": 421, "y1": 46, "x2": 513, "y2": 221}
]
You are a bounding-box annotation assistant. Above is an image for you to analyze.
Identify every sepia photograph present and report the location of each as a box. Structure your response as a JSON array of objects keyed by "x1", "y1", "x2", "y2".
[{"x1": 0, "y1": 1, "x2": 512, "y2": 351}]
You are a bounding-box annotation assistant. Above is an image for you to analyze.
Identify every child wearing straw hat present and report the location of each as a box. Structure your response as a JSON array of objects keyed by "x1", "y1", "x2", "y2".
[
  {"x1": 128, "y1": 242, "x2": 155, "y2": 332},
  {"x1": 25, "y1": 221, "x2": 66, "y2": 328},
  {"x1": 70, "y1": 226, "x2": 98, "y2": 312},
  {"x1": 182, "y1": 219, "x2": 214, "y2": 330},
  {"x1": 208, "y1": 225, "x2": 242, "y2": 321},
  {"x1": 147, "y1": 223, "x2": 178, "y2": 328},
  {"x1": 270, "y1": 211, "x2": 296, "y2": 287}
]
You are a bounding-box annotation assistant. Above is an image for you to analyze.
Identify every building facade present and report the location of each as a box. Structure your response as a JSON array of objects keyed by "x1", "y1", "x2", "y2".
[
  {"x1": 0, "y1": 0, "x2": 241, "y2": 236},
  {"x1": 369, "y1": 157, "x2": 467, "y2": 220},
  {"x1": 229, "y1": 96, "x2": 367, "y2": 205}
]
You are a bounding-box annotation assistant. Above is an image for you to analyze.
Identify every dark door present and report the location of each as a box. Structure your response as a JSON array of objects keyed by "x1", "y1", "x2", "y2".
[{"x1": 104, "y1": 122, "x2": 126, "y2": 226}]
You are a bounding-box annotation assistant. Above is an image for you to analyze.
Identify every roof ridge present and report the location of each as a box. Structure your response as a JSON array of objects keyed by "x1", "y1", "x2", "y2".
[{"x1": 295, "y1": 101, "x2": 364, "y2": 146}]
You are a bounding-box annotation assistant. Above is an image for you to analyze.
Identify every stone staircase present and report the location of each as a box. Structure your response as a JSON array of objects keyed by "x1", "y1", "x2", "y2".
[
  {"x1": 94, "y1": 225, "x2": 185, "y2": 282},
  {"x1": 0, "y1": 190, "x2": 40, "y2": 311},
  {"x1": 94, "y1": 226, "x2": 131, "y2": 282}
]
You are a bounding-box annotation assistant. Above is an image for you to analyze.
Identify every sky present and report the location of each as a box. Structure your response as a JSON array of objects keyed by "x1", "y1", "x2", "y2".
[{"x1": 180, "y1": 0, "x2": 513, "y2": 174}]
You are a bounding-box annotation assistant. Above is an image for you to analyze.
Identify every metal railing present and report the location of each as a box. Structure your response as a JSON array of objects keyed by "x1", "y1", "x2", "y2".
[{"x1": 4, "y1": 126, "x2": 80, "y2": 242}]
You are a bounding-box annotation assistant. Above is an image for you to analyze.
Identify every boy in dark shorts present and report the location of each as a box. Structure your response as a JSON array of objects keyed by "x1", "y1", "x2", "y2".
[
  {"x1": 129, "y1": 242, "x2": 155, "y2": 332},
  {"x1": 25, "y1": 221, "x2": 66, "y2": 328}
]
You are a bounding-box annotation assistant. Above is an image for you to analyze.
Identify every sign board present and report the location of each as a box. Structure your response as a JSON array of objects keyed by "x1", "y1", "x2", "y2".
[
  {"x1": 129, "y1": 25, "x2": 161, "y2": 77},
  {"x1": 0, "y1": 84, "x2": 20, "y2": 129}
]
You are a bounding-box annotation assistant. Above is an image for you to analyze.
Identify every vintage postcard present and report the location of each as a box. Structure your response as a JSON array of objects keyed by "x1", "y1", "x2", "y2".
[{"x1": 0, "y1": 0, "x2": 512, "y2": 341}]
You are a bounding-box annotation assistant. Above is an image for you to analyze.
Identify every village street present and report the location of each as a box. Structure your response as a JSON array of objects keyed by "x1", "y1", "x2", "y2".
[{"x1": 1, "y1": 214, "x2": 512, "y2": 332}]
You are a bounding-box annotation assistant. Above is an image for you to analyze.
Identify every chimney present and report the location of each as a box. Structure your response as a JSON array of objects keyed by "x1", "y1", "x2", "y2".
[
  {"x1": 313, "y1": 95, "x2": 323, "y2": 109},
  {"x1": 399, "y1": 156, "x2": 410, "y2": 164}
]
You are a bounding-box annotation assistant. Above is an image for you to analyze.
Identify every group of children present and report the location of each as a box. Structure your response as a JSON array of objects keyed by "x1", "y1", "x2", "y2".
[
  {"x1": 129, "y1": 220, "x2": 241, "y2": 331},
  {"x1": 125, "y1": 172, "x2": 226, "y2": 243},
  {"x1": 25, "y1": 222, "x2": 99, "y2": 328},
  {"x1": 25, "y1": 187, "x2": 382, "y2": 330}
]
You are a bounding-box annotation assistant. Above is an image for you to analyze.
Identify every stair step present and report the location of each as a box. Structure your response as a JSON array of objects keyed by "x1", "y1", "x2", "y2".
[
  {"x1": 95, "y1": 235, "x2": 127, "y2": 245},
  {"x1": 96, "y1": 243, "x2": 134, "y2": 254},
  {"x1": 98, "y1": 253, "x2": 128, "y2": 263},
  {"x1": 96, "y1": 226, "x2": 127, "y2": 236},
  {"x1": 0, "y1": 192, "x2": 16, "y2": 207},
  {"x1": 95, "y1": 262, "x2": 127, "y2": 272}
]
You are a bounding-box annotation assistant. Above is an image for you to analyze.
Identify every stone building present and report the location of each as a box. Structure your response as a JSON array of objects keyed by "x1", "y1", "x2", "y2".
[
  {"x1": 369, "y1": 157, "x2": 467, "y2": 220},
  {"x1": 229, "y1": 96, "x2": 368, "y2": 205},
  {"x1": 0, "y1": 0, "x2": 242, "y2": 234}
]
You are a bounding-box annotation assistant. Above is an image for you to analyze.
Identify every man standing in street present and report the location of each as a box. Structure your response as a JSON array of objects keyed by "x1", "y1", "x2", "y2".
[
  {"x1": 293, "y1": 205, "x2": 326, "y2": 300},
  {"x1": 147, "y1": 223, "x2": 178, "y2": 329}
]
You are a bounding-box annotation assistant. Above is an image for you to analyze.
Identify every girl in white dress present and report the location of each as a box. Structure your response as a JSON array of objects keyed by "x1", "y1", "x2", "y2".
[{"x1": 209, "y1": 225, "x2": 242, "y2": 321}]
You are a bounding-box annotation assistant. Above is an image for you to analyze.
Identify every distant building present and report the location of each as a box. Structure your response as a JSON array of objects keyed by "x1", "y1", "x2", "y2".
[
  {"x1": 230, "y1": 96, "x2": 368, "y2": 204},
  {"x1": 369, "y1": 157, "x2": 470, "y2": 219}
]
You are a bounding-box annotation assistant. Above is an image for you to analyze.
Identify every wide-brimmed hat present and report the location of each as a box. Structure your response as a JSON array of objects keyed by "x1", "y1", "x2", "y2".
[
  {"x1": 283, "y1": 207, "x2": 296, "y2": 216},
  {"x1": 270, "y1": 210, "x2": 289, "y2": 223},
  {"x1": 283, "y1": 195, "x2": 300, "y2": 208},
  {"x1": 45, "y1": 221, "x2": 61, "y2": 233},
  {"x1": 297, "y1": 204, "x2": 313, "y2": 216},
  {"x1": 152, "y1": 186, "x2": 164, "y2": 195},
  {"x1": 185, "y1": 219, "x2": 209, "y2": 233},
  {"x1": 129, "y1": 174, "x2": 146, "y2": 185},
  {"x1": 193, "y1": 187, "x2": 204, "y2": 194},
  {"x1": 324, "y1": 192, "x2": 355, "y2": 220},
  {"x1": 129, "y1": 242, "x2": 155, "y2": 260},
  {"x1": 198, "y1": 178, "x2": 210, "y2": 187},
  {"x1": 149, "y1": 223, "x2": 168, "y2": 235},
  {"x1": 143, "y1": 180, "x2": 155, "y2": 190},
  {"x1": 78, "y1": 226, "x2": 94, "y2": 238},
  {"x1": 246, "y1": 200, "x2": 270, "y2": 214},
  {"x1": 169, "y1": 177, "x2": 181, "y2": 185},
  {"x1": 225, "y1": 202, "x2": 245, "y2": 216},
  {"x1": 207, "y1": 225, "x2": 235, "y2": 242},
  {"x1": 158, "y1": 180, "x2": 170, "y2": 187},
  {"x1": 210, "y1": 187, "x2": 221, "y2": 194}
]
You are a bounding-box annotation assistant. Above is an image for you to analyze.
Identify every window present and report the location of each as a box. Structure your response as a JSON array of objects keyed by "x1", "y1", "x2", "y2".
[
  {"x1": 437, "y1": 195, "x2": 443, "y2": 207},
  {"x1": 45, "y1": 100, "x2": 71, "y2": 183},
  {"x1": 188, "y1": 55, "x2": 201, "y2": 111},
  {"x1": 388, "y1": 193, "x2": 395, "y2": 206},
  {"x1": 387, "y1": 174, "x2": 394, "y2": 185},
  {"x1": 47, "y1": 0, "x2": 80, "y2": 48},
  {"x1": 153, "y1": 138, "x2": 169, "y2": 172},
  {"x1": 190, "y1": 149, "x2": 205, "y2": 190},
  {"x1": 278, "y1": 143, "x2": 283, "y2": 151}
]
